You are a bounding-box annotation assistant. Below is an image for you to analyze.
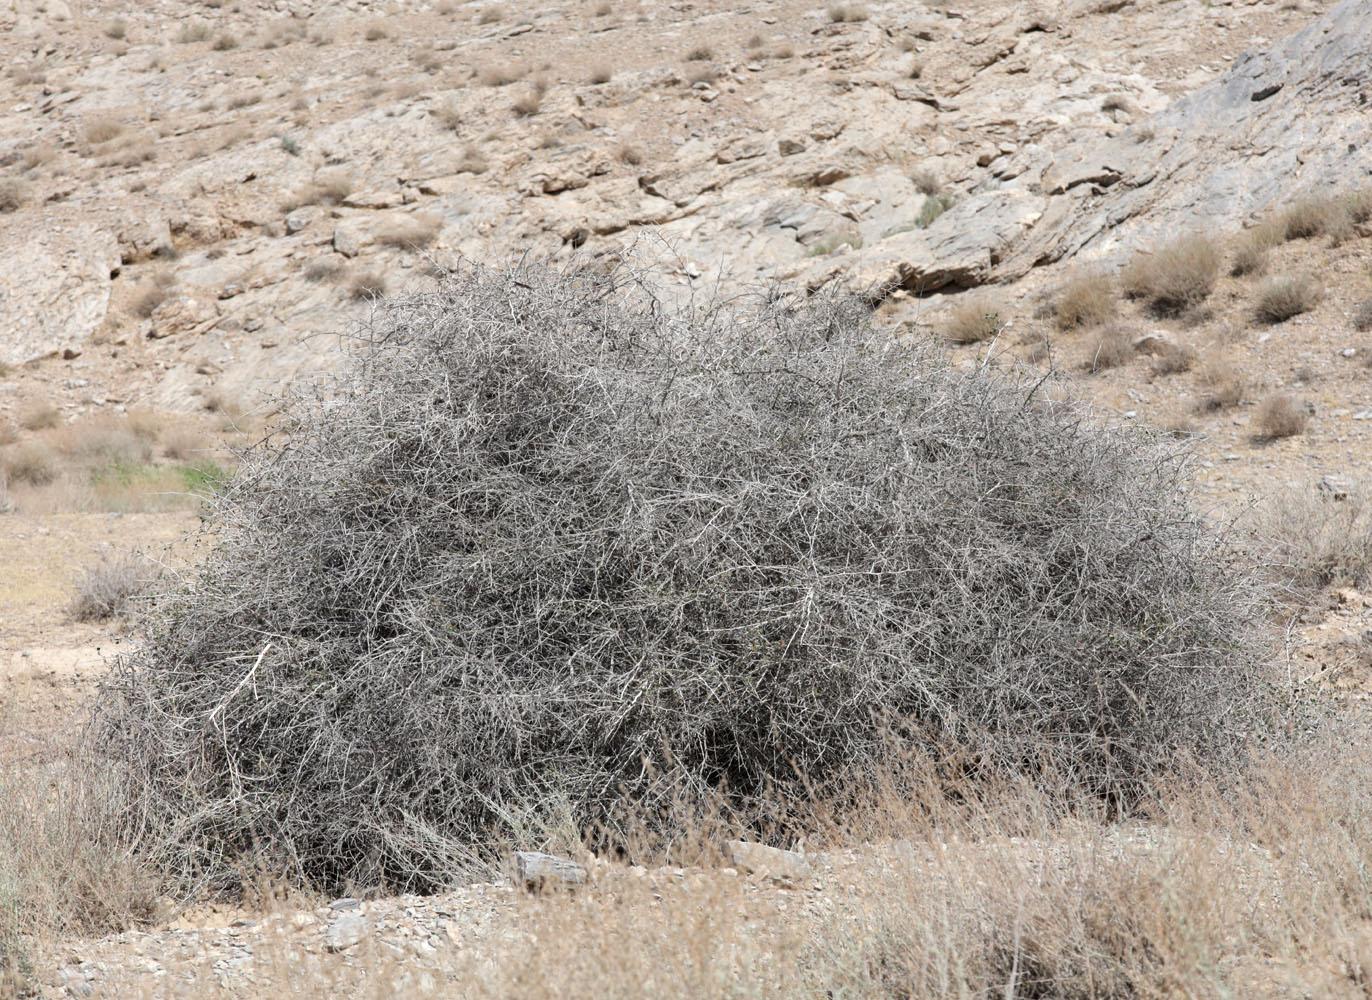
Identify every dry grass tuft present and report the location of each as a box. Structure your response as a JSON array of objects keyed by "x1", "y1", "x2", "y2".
[
  {"x1": 1052, "y1": 272, "x2": 1115, "y2": 331},
  {"x1": 68, "y1": 552, "x2": 151, "y2": 621},
  {"x1": 412, "y1": 47, "x2": 444, "y2": 73},
  {"x1": 349, "y1": 268, "x2": 389, "y2": 299},
  {"x1": 1198, "y1": 355, "x2": 1245, "y2": 412},
  {"x1": 129, "y1": 270, "x2": 177, "y2": 318},
  {"x1": 511, "y1": 88, "x2": 542, "y2": 117},
  {"x1": 21, "y1": 143, "x2": 56, "y2": 173},
  {"x1": 1120, "y1": 234, "x2": 1221, "y2": 316},
  {"x1": 478, "y1": 4, "x2": 505, "y2": 23},
  {"x1": 1257, "y1": 485, "x2": 1372, "y2": 595},
  {"x1": 1, "y1": 440, "x2": 59, "y2": 485},
  {"x1": 212, "y1": 31, "x2": 238, "y2": 50},
  {"x1": 1230, "y1": 219, "x2": 1283, "y2": 277},
  {"x1": 374, "y1": 213, "x2": 441, "y2": 249},
  {"x1": 941, "y1": 296, "x2": 1004, "y2": 344},
  {"x1": 1277, "y1": 195, "x2": 1341, "y2": 241},
  {"x1": 304, "y1": 258, "x2": 346, "y2": 283},
  {"x1": 685, "y1": 44, "x2": 714, "y2": 61},
  {"x1": 456, "y1": 145, "x2": 489, "y2": 175},
  {"x1": 828, "y1": 2, "x2": 870, "y2": 21},
  {"x1": 588, "y1": 64, "x2": 613, "y2": 85},
  {"x1": 1255, "y1": 273, "x2": 1321, "y2": 324},
  {"x1": 617, "y1": 143, "x2": 643, "y2": 166},
  {"x1": 0, "y1": 750, "x2": 157, "y2": 994},
  {"x1": 81, "y1": 115, "x2": 126, "y2": 145},
  {"x1": 176, "y1": 21, "x2": 211, "y2": 43},
  {"x1": 1255, "y1": 392, "x2": 1308, "y2": 440},
  {"x1": 773, "y1": 40, "x2": 796, "y2": 58},
  {"x1": 19, "y1": 401, "x2": 60, "y2": 432},
  {"x1": 1151, "y1": 341, "x2": 1195, "y2": 376},
  {"x1": 1084, "y1": 325, "x2": 1133, "y2": 372},
  {"x1": 1354, "y1": 297, "x2": 1372, "y2": 333},
  {"x1": 0, "y1": 177, "x2": 29, "y2": 214},
  {"x1": 364, "y1": 21, "x2": 389, "y2": 41},
  {"x1": 911, "y1": 169, "x2": 942, "y2": 197},
  {"x1": 160, "y1": 426, "x2": 204, "y2": 462},
  {"x1": 480, "y1": 62, "x2": 528, "y2": 87}
]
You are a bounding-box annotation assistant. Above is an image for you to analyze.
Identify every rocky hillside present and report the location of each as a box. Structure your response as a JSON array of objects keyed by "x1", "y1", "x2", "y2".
[{"x1": 0, "y1": 0, "x2": 1360, "y2": 418}]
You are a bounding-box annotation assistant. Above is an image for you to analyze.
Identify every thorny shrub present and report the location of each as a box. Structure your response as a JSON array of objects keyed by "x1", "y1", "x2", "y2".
[{"x1": 95, "y1": 263, "x2": 1277, "y2": 894}]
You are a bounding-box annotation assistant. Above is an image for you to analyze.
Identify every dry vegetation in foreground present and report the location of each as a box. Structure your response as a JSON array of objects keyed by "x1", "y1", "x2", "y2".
[{"x1": 15, "y1": 736, "x2": 1372, "y2": 999}]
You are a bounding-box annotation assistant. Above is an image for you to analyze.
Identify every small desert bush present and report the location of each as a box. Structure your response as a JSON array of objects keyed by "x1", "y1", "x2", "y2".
[
  {"x1": 130, "y1": 270, "x2": 176, "y2": 318},
  {"x1": 1151, "y1": 341, "x2": 1195, "y2": 376},
  {"x1": 82, "y1": 115, "x2": 126, "y2": 145},
  {"x1": 1120, "y1": 234, "x2": 1221, "y2": 316},
  {"x1": 1255, "y1": 273, "x2": 1321, "y2": 323},
  {"x1": 349, "y1": 268, "x2": 388, "y2": 299},
  {"x1": 685, "y1": 45, "x2": 713, "y2": 61},
  {"x1": 456, "y1": 145, "x2": 489, "y2": 174},
  {"x1": 177, "y1": 21, "x2": 211, "y2": 43},
  {"x1": 0, "y1": 752, "x2": 156, "y2": 995},
  {"x1": 1255, "y1": 392, "x2": 1307, "y2": 440},
  {"x1": 511, "y1": 88, "x2": 542, "y2": 117},
  {"x1": 941, "y1": 296, "x2": 1004, "y2": 344},
  {"x1": 478, "y1": 4, "x2": 504, "y2": 23},
  {"x1": 68, "y1": 552, "x2": 151, "y2": 621},
  {"x1": 588, "y1": 64, "x2": 613, "y2": 84},
  {"x1": 160, "y1": 426, "x2": 203, "y2": 462},
  {"x1": 687, "y1": 66, "x2": 719, "y2": 86},
  {"x1": 47, "y1": 416, "x2": 154, "y2": 469},
  {"x1": 412, "y1": 47, "x2": 444, "y2": 73},
  {"x1": 1198, "y1": 355, "x2": 1244, "y2": 411},
  {"x1": 773, "y1": 40, "x2": 796, "y2": 58},
  {"x1": 1, "y1": 441, "x2": 58, "y2": 485},
  {"x1": 19, "y1": 401, "x2": 60, "y2": 431},
  {"x1": 304, "y1": 258, "x2": 345, "y2": 283},
  {"x1": 21, "y1": 144, "x2": 55, "y2": 172},
  {"x1": 1052, "y1": 272, "x2": 1115, "y2": 330},
  {"x1": 828, "y1": 3, "x2": 870, "y2": 22},
  {"x1": 96, "y1": 264, "x2": 1274, "y2": 894},
  {"x1": 374, "y1": 213, "x2": 441, "y2": 249},
  {"x1": 1084, "y1": 325, "x2": 1133, "y2": 372},
  {"x1": 480, "y1": 62, "x2": 527, "y2": 86},
  {"x1": 917, "y1": 192, "x2": 955, "y2": 229},
  {"x1": 1256, "y1": 486, "x2": 1372, "y2": 596},
  {"x1": 1277, "y1": 195, "x2": 1341, "y2": 241},
  {"x1": 1354, "y1": 297, "x2": 1372, "y2": 332},
  {"x1": 212, "y1": 31, "x2": 238, "y2": 50},
  {"x1": 617, "y1": 144, "x2": 643, "y2": 166},
  {"x1": 312, "y1": 167, "x2": 353, "y2": 205},
  {"x1": 364, "y1": 21, "x2": 389, "y2": 40},
  {"x1": 1230, "y1": 219, "x2": 1282, "y2": 277},
  {"x1": 0, "y1": 178, "x2": 29, "y2": 214},
  {"x1": 105, "y1": 17, "x2": 127, "y2": 38}
]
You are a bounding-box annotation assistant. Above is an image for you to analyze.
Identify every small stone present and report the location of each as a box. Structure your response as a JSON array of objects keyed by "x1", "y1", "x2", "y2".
[
  {"x1": 1340, "y1": 348, "x2": 1357, "y2": 358},
  {"x1": 725, "y1": 840, "x2": 811, "y2": 881},
  {"x1": 285, "y1": 207, "x2": 317, "y2": 234},
  {"x1": 325, "y1": 912, "x2": 369, "y2": 952},
  {"x1": 333, "y1": 225, "x2": 362, "y2": 258}
]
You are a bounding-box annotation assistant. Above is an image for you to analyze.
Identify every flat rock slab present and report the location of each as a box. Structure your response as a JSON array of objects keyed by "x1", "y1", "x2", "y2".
[{"x1": 0, "y1": 218, "x2": 119, "y2": 366}]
